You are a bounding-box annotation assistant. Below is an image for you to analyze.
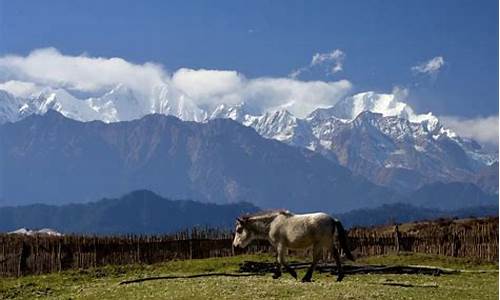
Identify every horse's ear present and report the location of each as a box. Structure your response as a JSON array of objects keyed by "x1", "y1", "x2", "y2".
[{"x1": 237, "y1": 217, "x2": 243, "y2": 224}]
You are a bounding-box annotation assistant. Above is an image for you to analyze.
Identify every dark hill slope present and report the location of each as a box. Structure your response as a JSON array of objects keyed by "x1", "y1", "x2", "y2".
[
  {"x1": 0, "y1": 190, "x2": 259, "y2": 234},
  {"x1": 0, "y1": 111, "x2": 395, "y2": 212}
]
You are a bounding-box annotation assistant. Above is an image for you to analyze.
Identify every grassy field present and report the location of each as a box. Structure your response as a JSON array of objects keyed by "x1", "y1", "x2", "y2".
[{"x1": 0, "y1": 253, "x2": 497, "y2": 300}]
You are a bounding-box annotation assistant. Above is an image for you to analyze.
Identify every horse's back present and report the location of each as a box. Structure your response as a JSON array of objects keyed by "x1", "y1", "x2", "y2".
[
  {"x1": 293, "y1": 212, "x2": 332, "y2": 226},
  {"x1": 272, "y1": 212, "x2": 334, "y2": 248},
  {"x1": 295, "y1": 212, "x2": 331, "y2": 220}
]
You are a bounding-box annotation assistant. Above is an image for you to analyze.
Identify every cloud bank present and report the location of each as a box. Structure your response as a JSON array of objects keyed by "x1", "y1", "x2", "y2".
[
  {"x1": 0, "y1": 48, "x2": 352, "y2": 118},
  {"x1": 440, "y1": 115, "x2": 499, "y2": 147},
  {"x1": 0, "y1": 48, "x2": 166, "y2": 96},
  {"x1": 172, "y1": 68, "x2": 352, "y2": 116},
  {"x1": 411, "y1": 56, "x2": 445, "y2": 76}
]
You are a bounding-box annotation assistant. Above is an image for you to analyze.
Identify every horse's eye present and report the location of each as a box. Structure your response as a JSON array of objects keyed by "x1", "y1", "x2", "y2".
[{"x1": 236, "y1": 227, "x2": 243, "y2": 234}]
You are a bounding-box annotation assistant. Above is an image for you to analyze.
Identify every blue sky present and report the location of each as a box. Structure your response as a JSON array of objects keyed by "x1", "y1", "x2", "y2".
[{"x1": 0, "y1": 0, "x2": 498, "y2": 119}]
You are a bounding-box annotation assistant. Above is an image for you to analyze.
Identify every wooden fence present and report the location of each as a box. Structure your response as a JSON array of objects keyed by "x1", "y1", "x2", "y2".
[
  {"x1": 0, "y1": 228, "x2": 269, "y2": 277},
  {"x1": 0, "y1": 217, "x2": 497, "y2": 277},
  {"x1": 349, "y1": 217, "x2": 499, "y2": 262}
]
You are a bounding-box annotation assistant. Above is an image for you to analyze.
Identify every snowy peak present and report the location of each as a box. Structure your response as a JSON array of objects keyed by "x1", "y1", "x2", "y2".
[
  {"x1": 209, "y1": 104, "x2": 315, "y2": 146},
  {"x1": 306, "y1": 91, "x2": 440, "y2": 134},
  {"x1": 18, "y1": 88, "x2": 102, "y2": 122},
  {"x1": 209, "y1": 102, "x2": 252, "y2": 123},
  {"x1": 151, "y1": 84, "x2": 207, "y2": 122},
  {"x1": 250, "y1": 109, "x2": 300, "y2": 142},
  {"x1": 311, "y1": 111, "x2": 497, "y2": 191},
  {"x1": 352, "y1": 111, "x2": 431, "y2": 140},
  {"x1": 305, "y1": 106, "x2": 345, "y2": 125},
  {"x1": 8, "y1": 227, "x2": 63, "y2": 236},
  {"x1": 332, "y1": 91, "x2": 414, "y2": 120},
  {"x1": 88, "y1": 84, "x2": 144, "y2": 122},
  {"x1": 1, "y1": 83, "x2": 207, "y2": 123},
  {"x1": 328, "y1": 91, "x2": 441, "y2": 131}
]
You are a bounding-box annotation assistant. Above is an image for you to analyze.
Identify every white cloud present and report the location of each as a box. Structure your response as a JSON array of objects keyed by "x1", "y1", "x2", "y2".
[
  {"x1": 172, "y1": 69, "x2": 244, "y2": 98},
  {"x1": 0, "y1": 80, "x2": 42, "y2": 98},
  {"x1": 412, "y1": 56, "x2": 445, "y2": 76},
  {"x1": 0, "y1": 48, "x2": 352, "y2": 118},
  {"x1": 244, "y1": 77, "x2": 352, "y2": 116},
  {"x1": 440, "y1": 115, "x2": 499, "y2": 147},
  {"x1": 290, "y1": 49, "x2": 345, "y2": 79},
  {"x1": 311, "y1": 49, "x2": 345, "y2": 74},
  {"x1": 288, "y1": 68, "x2": 304, "y2": 79},
  {"x1": 0, "y1": 48, "x2": 167, "y2": 96},
  {"x1": 172, "y1": 68, "x2": 352, "y2": 117}
]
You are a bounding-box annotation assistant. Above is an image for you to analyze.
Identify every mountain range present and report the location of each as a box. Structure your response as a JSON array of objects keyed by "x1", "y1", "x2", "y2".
[
  {"x1": 211, "y1": 93, "x2": 497, "y2": 193},
  {"x1": 1, "y1": 110, "x2": 497, "y2": 213},
  {"x1": 337, "y1": 202, "x2": 498, "y2": 229},
  {"x1": 0, "y1": 110, "x2": 399, "y2": 212},
  {"x1": 0, "y1": 87, "x2": 496, "y2": 195},
  {"x1": 0, "y1": 190, "x2": 258, "y2": 234},
  {"x1": 1, "y1": 190, "x2": 496, "y2": 234}
]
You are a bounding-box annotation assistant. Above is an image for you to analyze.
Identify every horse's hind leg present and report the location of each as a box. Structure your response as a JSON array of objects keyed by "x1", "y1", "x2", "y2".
[
  {"x1": 276, "y1": 244, "x2": 297, "y2": 279},
  {"x1": 302, "y1": 246, "x2": 321, "y2": 282},
  {"x1": 331, "y1": 246, "x2": 344, "y2": 282},
  {"x1": 272, "y1": 251, "x2": 282, "y2": 279}
]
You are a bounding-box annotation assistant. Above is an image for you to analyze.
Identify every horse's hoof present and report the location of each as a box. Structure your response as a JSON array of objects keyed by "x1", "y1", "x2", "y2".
[
  {"x1": 272, "y1": 273, "x2": 282, "y2": 279},
  {"x1": 301, "y1": 277, "x2": 312, "y2": 283},
  {"x1": 290, "y1": 271, "x2": 298, "y2": 279},
  {"x1": 336, "y1": 274, "x2": 344, "y2": 282}
]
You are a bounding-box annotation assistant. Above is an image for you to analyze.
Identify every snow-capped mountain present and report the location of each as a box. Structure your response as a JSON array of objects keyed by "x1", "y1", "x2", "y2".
[
  {"x1": 19, "y1": 88, "x2": 102, "y2": 121},
  {"x1": 8, "y1": 228, "x2": 63, "y2": 236},
  {"x1": 0, "y1": 86, "x2": 496, "y2": 193},
  {"x1": 307, "y1": 110, "x2": 493, "y2": 190},
  {"x1": 328, "y1": 91, "x2": 437, "y2": 124},
  {"x1": 0, "y1": 83, "x2": 206, "y2": 124},
  {"x1": 209, "y1": 92, "x2": 497, "y2": 192}
]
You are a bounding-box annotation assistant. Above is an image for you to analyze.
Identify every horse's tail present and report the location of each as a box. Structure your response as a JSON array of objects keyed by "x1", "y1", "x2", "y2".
[{"x1": 333, "y1": 219, "x2": 354, "y2": 261}]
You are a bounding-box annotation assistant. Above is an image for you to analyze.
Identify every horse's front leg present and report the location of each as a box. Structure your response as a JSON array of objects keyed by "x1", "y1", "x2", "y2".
[
  {"x1": 276, "y1": 244, "x2": 297, "y2": 279},
  {"x1": 272, "y1": 250, "x2": 282, "y2": 279},
  {"x1": 302, "y1": 246, "x2": 321, "y2": 282},
  {"x1": 331, "y1": 246, "x2": 344, "y2": 282}
]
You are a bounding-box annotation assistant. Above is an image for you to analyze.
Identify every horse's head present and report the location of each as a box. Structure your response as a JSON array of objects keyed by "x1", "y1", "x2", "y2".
[{"x1": 232, "y1": 217, "x2": 254, "y2": 249}]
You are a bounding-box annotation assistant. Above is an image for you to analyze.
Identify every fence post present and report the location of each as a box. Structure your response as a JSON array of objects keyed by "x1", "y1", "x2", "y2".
[
  {"x1": 394, "y1": 224, "x2": 401, "y2": 255},
  {"x1": 189, "y1": 240, "x2": 193, "y2": 260},
  {"x1": 18, "y1": 241, "x2": 30, "y2": 277},
  {"x1": 94, "y1": 237, "x2": 97, "y2": 268},
  {"x1": 57, "y1": 240, "x2": 62, "y2": 272},
  {"x1": 136, "y1": 238, "x2": 140, "y2": 263}
]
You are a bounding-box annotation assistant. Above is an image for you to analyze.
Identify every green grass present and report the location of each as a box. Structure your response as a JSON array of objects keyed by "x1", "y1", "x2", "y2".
[
  {"x1": 0, "y1": 254, "x2": 497, "y2": 300},
  {"x1": 357, "y1": 252, "x2": 499, "y2": 270}
]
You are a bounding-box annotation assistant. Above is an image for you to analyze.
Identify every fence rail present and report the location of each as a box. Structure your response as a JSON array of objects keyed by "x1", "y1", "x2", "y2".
[{"x1": 0, "y1": 217, "x2": 497, "y2": 277}]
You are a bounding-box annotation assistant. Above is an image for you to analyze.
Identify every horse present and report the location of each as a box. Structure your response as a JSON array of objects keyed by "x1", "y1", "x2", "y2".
[{"x1": 232, "y1": 210, "x2": 354, "y2": 282}]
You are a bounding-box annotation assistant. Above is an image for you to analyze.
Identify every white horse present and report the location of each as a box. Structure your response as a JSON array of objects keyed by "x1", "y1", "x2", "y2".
[{"x1": 232, "y1": 210, "x2": 354, "y2": 282}]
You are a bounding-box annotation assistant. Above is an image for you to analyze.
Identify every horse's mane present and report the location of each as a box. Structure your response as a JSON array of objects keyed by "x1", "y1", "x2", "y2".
[{"x1": 241, "y1": 209, "x2": 294, "y2": 220}]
